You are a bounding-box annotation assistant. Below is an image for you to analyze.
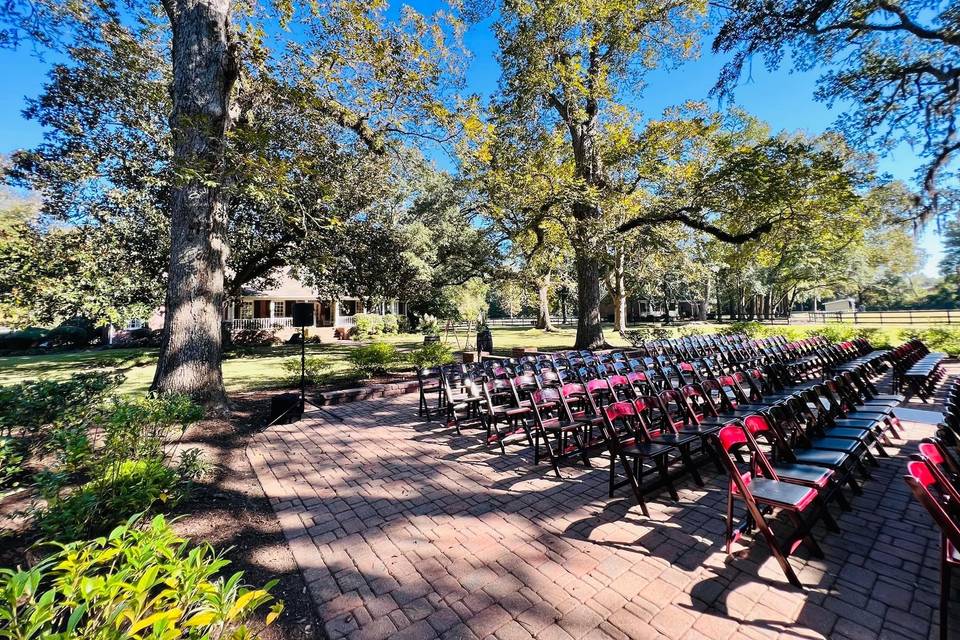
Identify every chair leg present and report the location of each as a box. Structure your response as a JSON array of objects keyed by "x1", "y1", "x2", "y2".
[
  {"x1": 629, "y1": 456, "x2": 650, "y2": 517},
  {"x1": 681, "y1": 444, "x2": 704, "y2": 487},
  {"x1": 658, "y1": 455, "x2": 679, "y2": 501},
  {"x1": 608, "y1": 455, "x2": 616, "y2": 498},
  {"x1": 941, "y1": 552, "x2": 951, "y2": 640}
]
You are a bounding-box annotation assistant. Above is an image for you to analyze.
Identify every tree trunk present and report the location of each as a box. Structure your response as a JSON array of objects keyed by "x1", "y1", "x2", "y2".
[
  {"x1": 611, "y1": 249, "x2": 627, "y2": 334},
  {"x1": 534, "y1": 274, "x2": 557, "y2": 332},
  {"x1": 572, "y1": 218, "x2": 605, "y2": 349},
  {"x1": 701, "y1": 277, "x2": 711, "y2": 321},
  {"x1": 152, "y1": 0, "x2": 235, "y2": 410}
]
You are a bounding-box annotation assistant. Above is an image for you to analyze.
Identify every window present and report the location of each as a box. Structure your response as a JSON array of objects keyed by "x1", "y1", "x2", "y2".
[
  {"x1": 126, "y1": 318, "x2": 145, "y2": 330},
  {"x1": 240, "y1": 301, "x2": 253, "y2": 319}
]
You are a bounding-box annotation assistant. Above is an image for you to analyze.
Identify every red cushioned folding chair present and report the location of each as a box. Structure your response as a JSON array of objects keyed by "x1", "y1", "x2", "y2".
[
  {"x1": 529, "y1": 387, "x2": 591, "y2": 477},
  {"x1": 602, "y1": 400, "x2": 679, "y2": 516},
  {"x1": 905, "y1": 458, "x2": 960, "y2": 640},
  {"x1": 480, "y1": 378, "x2": 533, "y2": 453},
  {"x1": 639, "y1": 392, "x2": 705, "y2": 487},
  {"x1": 713, "y1": 424, "x2": 830, "y2": 588},
  {"x1": 916, "y1": 437, "x2": 960, "y2": 491},
  {"x1": 742, "y1": 415, "x2": 849, "y2": 515}
]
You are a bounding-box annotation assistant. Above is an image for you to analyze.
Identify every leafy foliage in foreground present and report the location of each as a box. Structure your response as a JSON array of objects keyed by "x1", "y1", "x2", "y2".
[
  {"x1": 31, "y1": 394, "x2": 206, "y2": 541},
  {"x1": 0, "y1": 514, "x2": 282, "y2": 640},
  {"x1": 0, "y1": 372, "x2": 121, "y2": 439},
  {"x1": 347, "y1": 343, "x2": 401, "y2": 378}
]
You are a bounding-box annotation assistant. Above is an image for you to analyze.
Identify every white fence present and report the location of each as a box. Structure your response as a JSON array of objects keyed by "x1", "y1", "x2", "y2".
[{"x1": 224, "y1": 317, "x2": 295, "y2": 331}]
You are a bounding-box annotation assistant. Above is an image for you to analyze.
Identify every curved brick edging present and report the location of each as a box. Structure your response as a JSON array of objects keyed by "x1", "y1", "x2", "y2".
[
  {"x1": 246, "y1": 392, "x2": 950, "y2": 640},
  {"x1": 316, "y1": 381, "x2": 419, "y2": 406}
]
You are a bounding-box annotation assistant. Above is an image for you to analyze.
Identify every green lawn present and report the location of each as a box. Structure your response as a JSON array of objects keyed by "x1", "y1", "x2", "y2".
[
  {"x1": 0, "y1": 327, "x2": 625, "y2": 393},
  {"x1": 1, "y1": 321, "x2": 952, "y2": 395},
  {"x1": 0, "y1": 327, "x2": 593, "y2": 395}
]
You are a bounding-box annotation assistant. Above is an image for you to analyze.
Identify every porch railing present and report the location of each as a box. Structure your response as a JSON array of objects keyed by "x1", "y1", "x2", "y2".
[
  {"x1": 336, "y1": 315, "x2": 357, "y2": 327},
  {"x1": 224, "y1": 317, "x2": 295, "y2": 331}
]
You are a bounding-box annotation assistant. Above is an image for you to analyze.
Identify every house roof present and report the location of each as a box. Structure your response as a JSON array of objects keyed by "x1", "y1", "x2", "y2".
[{"x1": 240, "y1": 271, "x2": 319, "y2": 299}]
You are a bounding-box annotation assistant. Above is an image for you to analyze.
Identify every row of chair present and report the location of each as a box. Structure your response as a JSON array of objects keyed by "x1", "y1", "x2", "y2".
[
  {"x1": 417, "y1": 334, "x2": 921, "y2": 587},
  {"x1": 906, "y1": 375, "x2": 960, "y2": 639},
  {"x1": 892, "y1": 339, "x2": 947, "y2": 401}
]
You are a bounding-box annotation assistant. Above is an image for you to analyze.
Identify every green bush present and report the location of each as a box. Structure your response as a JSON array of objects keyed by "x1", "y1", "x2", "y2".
[
  {"x1": 382, "y1": 313, "x2": 399, "y2": 334},
  {"x1": 281, "y1": 356, "x2": 331, "y2": 385},
  {"x1": 409, "y1": 341, "x2": 455, "y2": 369},
  {"x1": 352, "y1": 313, "x2": 385, "y2": 339},
  {"x1": 0, "y1": 514, "x2": 283, "y2": 639},
  {"x1": 419, "y1": 314, "x2": 440, "y2": 335},
  {"x1": 905, "y1": 327, "x2": 960, "y2": 356},
  {"x1": 33, "y1": 394, "x2": 205, "y2": 541},
  {"x1": 0, "y1": 372, "x2": 121, "y2": 438},
  {"x1": 623, "y1": 327, "x2": 671, "y2": 346},
  {"x1": 0, "y1": 326, "x2": 49, "y2": 351},
  {"x1": 37, "y1": 459, "x2": 187, "y2": 541},
  {"x1": 0, "y1": 436, "x2": 26, "y2": 490},
  {"x1": 231, "y1": 328, "x2": 280, "y2": 347},
  {"x1": 47, "y1": 323, "x2": 92, "y2": 348},
  {"x1": 347, "y1": 342, "x2": 400, "y2": 378}
]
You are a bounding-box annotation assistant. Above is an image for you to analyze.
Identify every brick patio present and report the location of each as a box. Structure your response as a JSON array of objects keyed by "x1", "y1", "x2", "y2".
[{"x1": 247, "y1": 374, "x2": 954, "y2": 639}]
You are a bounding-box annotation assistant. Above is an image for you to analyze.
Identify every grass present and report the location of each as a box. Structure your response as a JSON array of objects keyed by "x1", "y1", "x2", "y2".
[
  {"x1": 0, "y1": 327, "x2": 603, "y2": 395},
  {"x1": 1, "y1": 321, "x2": 954, "y2": 395}
]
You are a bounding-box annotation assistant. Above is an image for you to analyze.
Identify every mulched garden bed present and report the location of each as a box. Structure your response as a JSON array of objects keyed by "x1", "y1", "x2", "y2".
[{"x1": 0, "y1": 391, "x2": 323, "y2": 640}]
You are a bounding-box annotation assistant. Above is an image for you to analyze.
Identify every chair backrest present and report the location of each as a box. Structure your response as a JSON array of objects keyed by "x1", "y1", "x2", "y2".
[
  {"x1": 661, "y1": 388, "x2": 693, "y2": 426},
  {"x1": 918, "y1": 437, "x2": 960, "y2": 484},
  {"x1": 905, "y1": 460, "x2": 960, "y2": 552},
  {"x1": 681, "y1": 383, "x2": 718, "y2": 421}
]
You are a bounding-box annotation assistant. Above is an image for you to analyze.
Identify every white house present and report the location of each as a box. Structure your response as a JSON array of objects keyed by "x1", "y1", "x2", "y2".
[{"x1": 222, "y1": 270, "x2": 405, "y2": 332}]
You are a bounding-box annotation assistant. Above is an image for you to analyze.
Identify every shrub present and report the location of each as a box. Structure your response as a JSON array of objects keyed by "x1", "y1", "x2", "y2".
[
  {"x1": 37, "y1": 458, "x2": 186, "y2": 540},
  {"x1": 46, "y1": 323, "x2": 92, "y2": 348},
  {"x1": 33, "y1": 394, "x2": 205, "y2": 541},
  {"x1": 623, "y1": 327, "x2": 671, "y2": 346},
  {"x1": 347, "y1": 342, "x2": 400, "y2": 378},
  {"x1": 398, "y1": 315, "x2": 411, "y2": 333},
  {"x1": 0, "y1": 326, "x2": 49, "y2": 351},
  {"x1": 382, "y1": 313, "x2": 399, "y2": 334},
  {"x1": 409, "y1": 341, "x2": 455, "y2": 369},
  {"x1": 419, "y1": 314, "x2": 440, "y2": 335},
  {"x1": 231, "y1": 328, "x2": 280, "y2": 347},
  {"x1": 0, "y1": 372, "x2": 121, "y2": 438},
  {"x1": 808, "y1": 323, "x2": 860, "y2": 344},
  {"x1": 0, "y1": 514, "x2": 283, "y2": 639},
  {"x1": 352, "y1": 313, "x2": 385, "y2": 339},
  {"x1": 281, "y1": 356, "x2": 331, "y2": 385},
  {"x1": 0, "y1": 436, "x2": 26, "y2": 490},
  {"x1": 907, "y1": 327, "x2": 960, "y2": 356}
]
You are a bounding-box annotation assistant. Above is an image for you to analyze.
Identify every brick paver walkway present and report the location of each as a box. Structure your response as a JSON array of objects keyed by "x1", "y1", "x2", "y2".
[{"x1": 248, "y1": 375, "x2": 953, "y2": 640}]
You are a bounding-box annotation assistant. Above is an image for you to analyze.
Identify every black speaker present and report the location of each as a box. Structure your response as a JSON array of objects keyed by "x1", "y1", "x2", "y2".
[{"x1": 292, "y1": 302, "x2": 314, "y2": 327}]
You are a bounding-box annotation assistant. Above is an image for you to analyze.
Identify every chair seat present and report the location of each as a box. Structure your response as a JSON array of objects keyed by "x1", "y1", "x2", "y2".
[
  {"x1": 792, "y1": 449, "x2": 848, "y2": 467},
  {"x1": 492, "y1": 406, "x2": 531, "y2": 417},
  {"x1": 843, "y1": 411, "x2": 890, "y2": 421},
  {"x1": 825, "y1": 427, "x2": 871, "y2": 440},
  {"x1": 622, "y1": 441, "x2": 674, "y2": 457},
  {"x1": 872, "y1": 394, "x2": 905, "y2": 402},
  {"x1": 678, "y1": 424, "x2": 722, "y2": 436},
  {"x1": 650, "y1": 433, "x2": 699, "y2": 447},
  {"x1": 809, "y1": 437, "x2": 861, "y2": 454},
  {"x1": 771, "y1": 463, "x2": 833, "y2": 488},
  {"x1": 744, "y1": 477, "x2": 818, "y2": 510},
  {"x1": 540, "y1": 418, "x2": 583, "y2": 433}
]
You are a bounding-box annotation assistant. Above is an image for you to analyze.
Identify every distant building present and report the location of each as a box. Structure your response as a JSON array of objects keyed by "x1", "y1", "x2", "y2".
[{"x1": 822, "y1": 298, "x2": 857, "y2": 313}]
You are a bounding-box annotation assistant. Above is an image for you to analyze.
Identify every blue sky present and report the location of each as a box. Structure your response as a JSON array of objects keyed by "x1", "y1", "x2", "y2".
[{"x1": 0, "y1": 4, "x2": 944, "y2": 275}]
